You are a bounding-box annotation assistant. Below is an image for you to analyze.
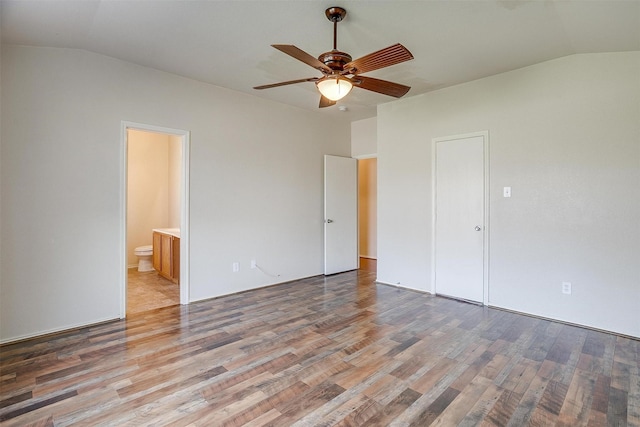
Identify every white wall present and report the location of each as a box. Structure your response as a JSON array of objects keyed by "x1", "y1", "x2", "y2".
[
  {"x1": 351, "y1": 117, "x2": 377, "y2": 158},
  {"x1": 378, "y1": 52, "x2": 640, "y2": 338},
  {"x1": 0, "y1": 45, "x2": 350, "y2": 342},
  {"x1": 168, "y1": 134, "x2": 182, "y2": 229},
  {"x1": 0, "y1": 38, "x2": 3, "y2": 292}
]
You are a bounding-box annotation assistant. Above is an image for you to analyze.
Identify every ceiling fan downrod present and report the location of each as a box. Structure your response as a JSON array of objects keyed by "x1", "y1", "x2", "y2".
[
  {"x1": 318, "y1": 7, "x2": 351, "y2": 73},
  {"x1": 325, "y1": 7, "x2": 347, "y2": 51}
]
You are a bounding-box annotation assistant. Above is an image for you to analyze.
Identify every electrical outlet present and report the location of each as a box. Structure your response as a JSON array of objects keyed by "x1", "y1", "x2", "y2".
[
  {"x1": 232, "y1": 262, "x2": 239, "y2": 272},
  {"x1": 562, "y1": 282, "x2": 571, "y2": 295},
  {"x1": 251, "y1": 259, "x2": 257, "y2": 269}
]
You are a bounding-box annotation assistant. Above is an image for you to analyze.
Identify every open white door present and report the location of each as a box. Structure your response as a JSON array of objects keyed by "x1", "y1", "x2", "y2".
[{"x1": 324, "y1": 155, "x2": 358, "y2": 275}]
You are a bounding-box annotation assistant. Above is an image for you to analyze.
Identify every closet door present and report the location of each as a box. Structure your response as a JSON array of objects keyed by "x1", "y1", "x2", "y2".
[{"x1": 435, "y1": 135, "x2": 485, "y2": 303}]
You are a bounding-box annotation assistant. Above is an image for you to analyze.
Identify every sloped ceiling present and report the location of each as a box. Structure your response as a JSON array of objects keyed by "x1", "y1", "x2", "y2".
[{"x1": 2, "y1": 0, "x2": 639, "y2": 120}]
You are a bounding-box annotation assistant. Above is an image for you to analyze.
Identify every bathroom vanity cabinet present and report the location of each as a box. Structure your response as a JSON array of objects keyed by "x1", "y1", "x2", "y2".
[{"x1": 152, "y1": 229, "x2": 180, "y2": 284}]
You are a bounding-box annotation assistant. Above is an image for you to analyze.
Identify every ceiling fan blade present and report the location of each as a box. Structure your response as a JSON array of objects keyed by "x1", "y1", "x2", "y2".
[
  {"x1": 319, "y1": 96, "x2": 336, "y2": 108},
  {"x1": 253, "y1": 77, "x2": 319, "y2": 90},
  {"x1": 272, "y1": 45, "x2": 332, "y2": 73},
  {"x1": 344, "y1": 43, "x2": 413, "y2": 75},
  {"x1": 351, "y1": 75, "x2": 411, "y2": 98}
]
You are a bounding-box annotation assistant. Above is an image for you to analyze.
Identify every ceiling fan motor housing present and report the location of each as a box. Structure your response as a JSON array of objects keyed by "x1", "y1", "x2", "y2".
[{"x1": 318, "y1": 51, "x2": 352, "y2": 72}]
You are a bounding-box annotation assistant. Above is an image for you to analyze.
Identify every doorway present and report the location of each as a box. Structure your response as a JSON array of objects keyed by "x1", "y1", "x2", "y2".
[
  {"x1": 358, "y1": 157, "x2": 377, "y2": 274},
  {"x1": 433, "y1": 132, "x2": 488, "y2": 304},
  {"x1": 323, "y1": 155, "x2": 378, "y2": 275},
  {"x1": 120, "y1": 122, "x2": 190, "y2": 318}
]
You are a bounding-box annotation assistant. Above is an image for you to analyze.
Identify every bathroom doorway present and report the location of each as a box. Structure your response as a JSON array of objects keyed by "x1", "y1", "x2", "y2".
[
  {"x1": 358, "y1": 157, "x2": 377, "y2": 274},
  {"x1": 121, "y1": 122, "x2": 190, "y2": 317}
]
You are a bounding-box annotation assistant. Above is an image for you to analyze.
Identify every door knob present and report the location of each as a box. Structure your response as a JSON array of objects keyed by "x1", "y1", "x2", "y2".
[
  {"x1": 326, "y1": 219, "x2": 334, "y2": 223},
  {"x1": 475, "y1": 226, "x2": 482, "y2": 231}
]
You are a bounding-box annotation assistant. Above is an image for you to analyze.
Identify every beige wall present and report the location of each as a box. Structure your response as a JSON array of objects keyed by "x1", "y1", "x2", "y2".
[
  {"x1": 358, "y1": 158, "x2": 377, "y2": 259},
  {"x1": 377, "y1": 52, "x2": 640, "y2": 338},
  {"x1": 127, "y1": 129, "x2": 181, "y2": 267}
]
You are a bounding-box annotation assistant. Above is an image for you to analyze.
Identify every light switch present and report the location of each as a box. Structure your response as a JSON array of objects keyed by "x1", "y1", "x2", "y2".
[{"x1": 503, "y1": 187, "x2": 511, "y2": 198}]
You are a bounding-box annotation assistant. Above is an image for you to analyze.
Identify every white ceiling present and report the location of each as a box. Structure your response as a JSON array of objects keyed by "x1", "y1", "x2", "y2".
[{"x1": 2, "y1": 0, "x2": 639, "y2": 121}]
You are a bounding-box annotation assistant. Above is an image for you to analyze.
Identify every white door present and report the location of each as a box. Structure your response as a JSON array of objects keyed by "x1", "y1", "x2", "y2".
[
  {"x1": 324, "y1": 155, "x2": 358, "y2": 275},
  {"x1": 435, "y1": 135, "x2": 485, "y2": 302}
]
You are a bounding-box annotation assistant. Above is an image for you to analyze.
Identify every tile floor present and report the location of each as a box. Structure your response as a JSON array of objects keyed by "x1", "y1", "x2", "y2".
[{"x1": 127, "y1": 268, "x2": 180, "y2": 315}]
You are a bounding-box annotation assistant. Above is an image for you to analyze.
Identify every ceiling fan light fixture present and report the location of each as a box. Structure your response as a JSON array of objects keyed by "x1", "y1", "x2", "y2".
[
  {"x1": 316, "y1": 77, "x2": 353, "y2": 101},
  {"x1": 254, "y1": 7, "x2": 414, "y2": 108}
]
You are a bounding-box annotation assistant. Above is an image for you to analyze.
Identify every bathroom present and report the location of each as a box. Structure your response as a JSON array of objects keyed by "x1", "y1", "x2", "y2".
[{"x1": 127, "y1": 129, "x2": 182, "y2": 314}]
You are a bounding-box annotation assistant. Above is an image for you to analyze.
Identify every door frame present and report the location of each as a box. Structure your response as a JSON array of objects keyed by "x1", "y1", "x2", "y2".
[
  {"x1": 120, "y1": 121, "x2": 191, "y2": 318},
  {"x1": 430, "y1": 131, "x2": 490, "y2": 305}
]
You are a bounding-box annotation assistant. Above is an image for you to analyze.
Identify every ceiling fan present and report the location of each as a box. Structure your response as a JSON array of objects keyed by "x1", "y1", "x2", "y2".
[{"x1": 253, "y1": 6, "x2": 414, "y2": 108}]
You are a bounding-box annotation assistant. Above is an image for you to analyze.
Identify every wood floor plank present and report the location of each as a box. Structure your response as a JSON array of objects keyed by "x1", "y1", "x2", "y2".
[
  {"x1": 607, "y1": 387, "x2": 628, "y2": 426},
  {"x1": 457, "y1": 381, "x2": 503, "y2": 427},
  {"x1": 482, "y1": 389, "x2": 523, "y2": 426},
  {"x1": 409, "y1": 357, "x2": 456, "y2": 394},
  {"x1": 0, "y1": 391, "x2": 32, "y2": 409},
  {"x1": 361, "y1": 387, "x2": 422, "y2": 427},
  {"x1": 478, "y1": 352, "x2": 510, "y2": 381},
  {"x1": 0, "y1": 390, "x2": 77, "y2": 423},
  {"x1": 628, "y1": 363, "x2": 640, "y2": 426},
  {"x1": 506, "y1": 359, "x2": 541, "y2": 395},
  {"x1": 409, "y1": 386, "x2": 460, "y2": 427},
  {"x1": 388, "y1": 361, "x2": 470, "y2": 425},
  {"x1": 449, "y1": 351, "x2": 494, "y2": 392},
  {"x1": 611, "y1": 360, "x2": 633, "y2": 391},
  {"x1": 587, "y1": 409, "x2": 607, "y2": 427},
  {"x1": 539, "y1": 379, "x2": 571, "y2": 419},
  {"x1": 0, "y1": 266, "x2": 637, "y2": 426},
  {"x1": 270, "y1": 381, "x2": 346, "y2": 425},
  {"x1": 322, "y1": 393, "x2": 382, "y2": 426},
  {"x1": 389, "y1": 354, "x2": 431, "y2": 381},
  {"x1": 432, "y1": 375, "x2": 492, "y2": 426},
  {"x1": 505, "y1": 373, "x2": 549, "y2": 426},
  {"x1": 556, "y1": 368, "x2": 598, "y2": 426},
  {"x1": 362, "y1": 374, "x2": 402, "y2": 404}
]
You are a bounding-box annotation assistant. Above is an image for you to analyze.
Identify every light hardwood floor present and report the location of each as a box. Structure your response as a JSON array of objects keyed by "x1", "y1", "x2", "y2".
[{"x1": 1, "y1": 266, "x2": 638, "y2": 426}]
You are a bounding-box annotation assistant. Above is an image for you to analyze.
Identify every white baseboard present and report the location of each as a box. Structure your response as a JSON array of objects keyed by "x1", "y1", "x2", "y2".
[
  {"x1": 1, "y1": 317, "x2": 120, "y2": 345},
  {"x1": 376, "y1": 280, "x2": 432, "y2": 295}
]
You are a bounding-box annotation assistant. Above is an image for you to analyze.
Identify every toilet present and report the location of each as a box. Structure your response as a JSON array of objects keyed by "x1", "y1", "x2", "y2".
[{"x1": 134, "y1": 245, "x2": 154, "y2": 272}]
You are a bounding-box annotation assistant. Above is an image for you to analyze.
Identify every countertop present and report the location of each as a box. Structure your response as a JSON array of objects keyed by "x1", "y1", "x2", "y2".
[{"x1": 153, "y1": 228, "x2": 180, "y2": 238}]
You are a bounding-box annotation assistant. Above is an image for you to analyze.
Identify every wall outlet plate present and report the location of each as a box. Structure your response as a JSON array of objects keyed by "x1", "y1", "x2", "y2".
[{"x1": 562, "y1": 282, "x2": 571, "y2": 294}]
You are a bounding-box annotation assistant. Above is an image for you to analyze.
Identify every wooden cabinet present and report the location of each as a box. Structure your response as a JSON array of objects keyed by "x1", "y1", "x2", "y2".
[
  {"x1": 152, "y1": 232, "x2": 162, "y2": 273},
  {"x1": 172, "y1": 235, "x2": 180, "y2": 282},
  {"x1": 153, "y1": 231, "x2": 180, "y2": 284}
]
